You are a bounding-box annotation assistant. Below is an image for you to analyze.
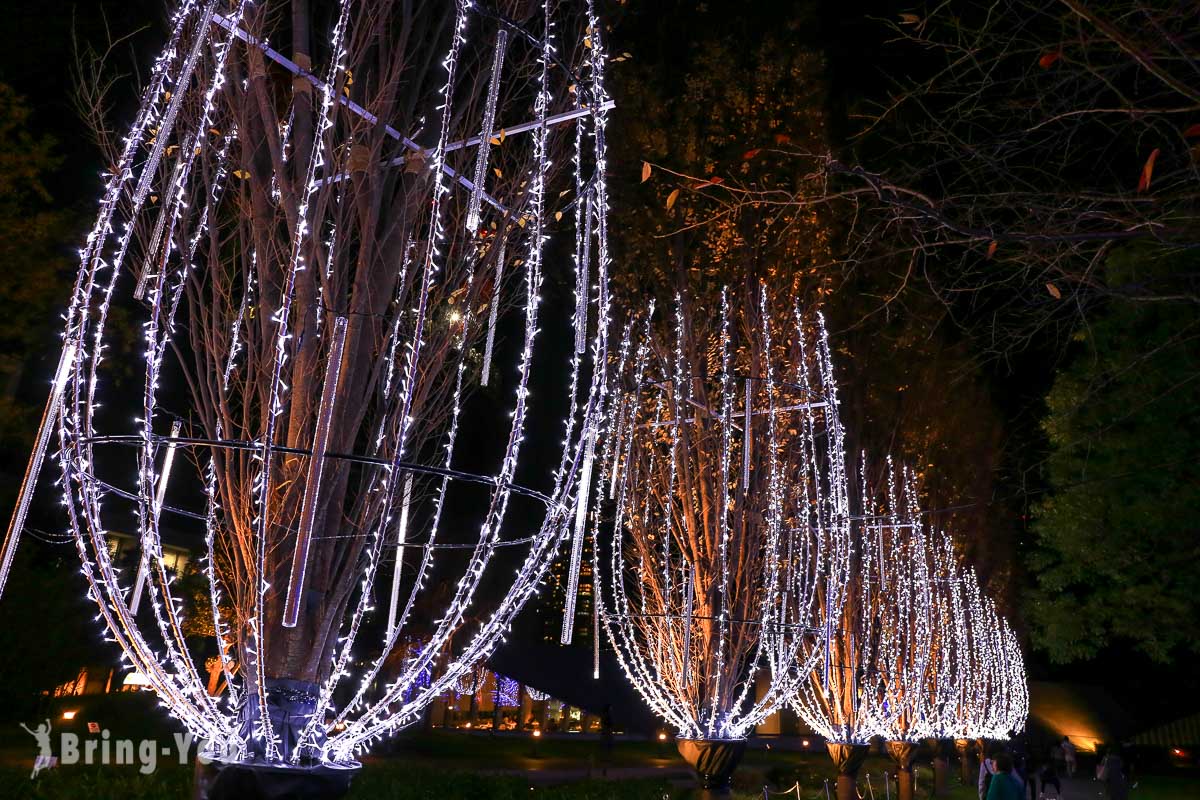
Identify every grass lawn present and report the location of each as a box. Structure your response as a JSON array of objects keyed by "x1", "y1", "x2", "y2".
[{"x1": 1126, "y1": 774, "x2": 1200, "y2": 800}]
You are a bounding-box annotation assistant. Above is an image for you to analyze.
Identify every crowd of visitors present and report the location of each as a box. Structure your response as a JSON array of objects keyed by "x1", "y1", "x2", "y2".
[{"x1": 977, "y1": 735, "x2": 1131, "y2": 800}]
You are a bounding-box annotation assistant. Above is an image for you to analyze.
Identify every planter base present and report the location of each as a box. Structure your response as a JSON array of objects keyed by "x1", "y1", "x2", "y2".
[{"x1": 676, "y1": 738, "x2": 747, "y2": 798}]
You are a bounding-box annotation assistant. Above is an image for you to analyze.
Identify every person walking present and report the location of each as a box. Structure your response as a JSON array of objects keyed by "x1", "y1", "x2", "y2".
[
  {"x1": 1050, "y1": 739, "x2": 1065, "y2": 776},
  {"x1": 1038, "y1": 757, "x2": 1062, "y2": 799},
  {"x1": 1025, "y1": 752, "x2": 1040, "y2": 800},
  {"x1": 1061, "y1": 737, "x2": 1076, "y2": 777},
  {"x1": 987, "y1": 753, "x2": 1026, "y2": 800},
  {"x1": 979, "y1": 751, "x2": 998, "y2": 800},
  {"x1": 1009, "y1": 732, "x2": 1029, "y2": 788},
  {"x1": 1097, "y1": 747, "x2": 1129, "y2": 800}
]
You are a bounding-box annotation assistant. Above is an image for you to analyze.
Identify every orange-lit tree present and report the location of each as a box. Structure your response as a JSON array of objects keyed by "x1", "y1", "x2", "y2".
[
  {"x1": 594, "y1": 288, "x2": 851, "y2": 797},
  {"x1": 792, "y1": 463, "x2": 1027, "y2": 800}
]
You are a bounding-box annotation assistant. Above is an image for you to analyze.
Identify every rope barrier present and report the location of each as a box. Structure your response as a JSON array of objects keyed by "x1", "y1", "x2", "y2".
[
  {"x1": 763, "y1": 780, "x2": 804, "y2": 799},
  {"x1": 763, "y1": 772, "x2": 899, "y2": 800}
]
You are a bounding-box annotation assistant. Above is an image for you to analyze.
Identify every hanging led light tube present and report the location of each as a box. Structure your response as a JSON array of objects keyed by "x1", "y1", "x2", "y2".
[
  {"x1": 284, "y1": 315, "x2": 350, "y2": 628},
  {"x1": 0, "y1": 338, "x2": 79, "y2": 599},
  {"x1": 130, "y1": 418, "x2": 183, "y2": 615},
  {"x1": 385, "y1": 472, "x2": 414, "y2": 641}
]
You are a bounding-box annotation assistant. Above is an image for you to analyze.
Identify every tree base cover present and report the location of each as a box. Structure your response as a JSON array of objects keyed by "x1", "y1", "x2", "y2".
[{"x1": 676, "y1": 738, "x2": 746, "y2": 797}]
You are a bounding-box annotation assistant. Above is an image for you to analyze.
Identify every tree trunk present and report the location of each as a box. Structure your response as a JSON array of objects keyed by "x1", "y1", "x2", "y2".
[
  {"x1": 827, "y1": 743, "x2": 870, "y2": 800},
  {"x1": 928, "y1": 739, "x2": 950, "y2": 797},
  {"x1": 887, "y1": 741, "x2": 918, "y2": 800},
  {"x1": 519, "y1": 686, "x2": 531, "y2": 731},
  {"x1": 837, "y1": 773, "x2": 858, "y2": 800},
  {"x1": 957, "y1": 739, "x2": 975, "y2": 785}
]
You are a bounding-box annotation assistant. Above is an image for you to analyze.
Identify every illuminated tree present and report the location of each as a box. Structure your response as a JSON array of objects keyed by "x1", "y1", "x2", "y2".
[
  {"x1": 789, "y1": 462, "x2": 909, "y2": 800},
  {"x1": 951, "y1": 573, "x2": 1029, "y2": 743},
  {"x1": 792, "y1": 463, "x2": 1027, "y2": 800},
  {"x1": 594, "y1": 288, "x2": 851, "y2": 797},
  {"x1": 860, "y1": 466, "x2": 938, "y2": 800},
  {"x1": 0, "y1": 0, "x2": 616, "y2": 792}
]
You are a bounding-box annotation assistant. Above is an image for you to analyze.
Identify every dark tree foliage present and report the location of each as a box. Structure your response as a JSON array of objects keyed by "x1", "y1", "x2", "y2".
[
  {"x1": 605, "y1": 2, "x2": 1015, "y2": 600},
  {"x1": 1029, "y1": 247, "x2": 1200, "y2": 664},
  {"x1": 836, "y1": 0, "x2": 1200, "y2": 356},
  {"x1": 0, "y1": 84, "x2": 71, "y2": 456},
  {"x1": 607, "y1": 7, "x2": 830, "y2": 309},
  {"x1": 0, "y1": 547, "x2": 101, "y2": 721}
]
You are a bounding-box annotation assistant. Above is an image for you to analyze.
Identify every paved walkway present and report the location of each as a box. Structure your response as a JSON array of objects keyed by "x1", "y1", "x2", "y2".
[
  {"x1": 1025, "y1": 772, "x2": 1110, "y2": 800},
  {"x1": 483, "y1": 759, "x2": 693, "y2": 785}
]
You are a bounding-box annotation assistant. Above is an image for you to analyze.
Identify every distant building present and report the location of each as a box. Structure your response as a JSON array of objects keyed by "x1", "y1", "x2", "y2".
[
  {"x1": 535, "y1": 537, "x2": 594, "y2": 646},
  {"x1": 106, "y1": 530, "x2": 192, "y2": 575},
  {"x1": 50, "y1": 528, "x2": 199, "y2": 699}
]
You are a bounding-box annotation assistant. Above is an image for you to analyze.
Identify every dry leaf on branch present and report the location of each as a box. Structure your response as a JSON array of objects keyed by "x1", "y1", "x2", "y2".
[{"x1": 1137, "y1": 148, "x2": 1160, "y2": 192}]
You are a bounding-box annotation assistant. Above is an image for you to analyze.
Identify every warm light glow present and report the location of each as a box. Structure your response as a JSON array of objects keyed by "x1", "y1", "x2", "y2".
[
  {"x1": 61, "y1": 710, "x2": 78, "y2": 721},
  {"x1": 658, "y1": 732, "x2": 667, "y2": 741},
  {"x1": 122, "y1": 671, "x2": 151, "y2": 688},
  {"x1": 532, "y1": 729, "x2": 542, "y2": 738}
]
